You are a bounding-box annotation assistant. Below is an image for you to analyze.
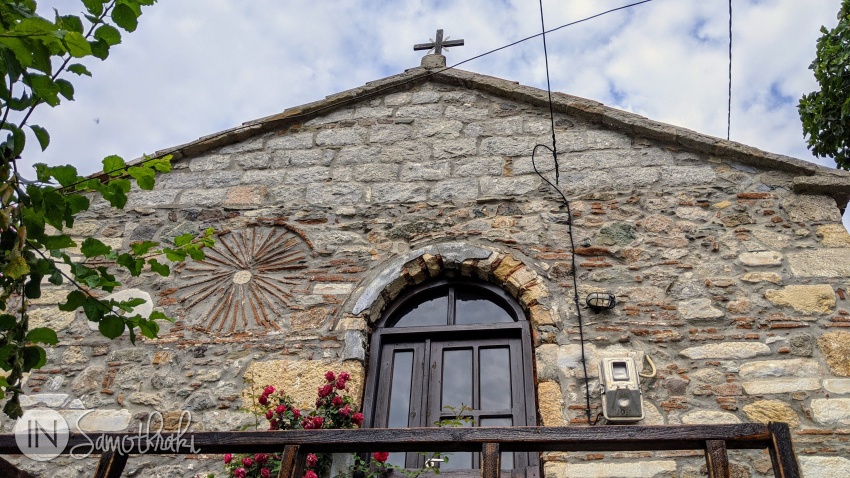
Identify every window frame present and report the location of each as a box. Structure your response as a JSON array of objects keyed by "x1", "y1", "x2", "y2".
[{"x1": 361, "y1": 278, "x2": 539, "y2": 474}]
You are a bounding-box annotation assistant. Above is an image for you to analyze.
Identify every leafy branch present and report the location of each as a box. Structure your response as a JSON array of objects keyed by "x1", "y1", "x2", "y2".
[{"x1": 0, "y1": 0, "x2": 206, "y2": 419}]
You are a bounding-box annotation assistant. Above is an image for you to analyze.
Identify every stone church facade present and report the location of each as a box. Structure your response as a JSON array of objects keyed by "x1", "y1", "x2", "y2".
[{"x1": 11, "y1": 58, "x2": 850, "y2": 477}]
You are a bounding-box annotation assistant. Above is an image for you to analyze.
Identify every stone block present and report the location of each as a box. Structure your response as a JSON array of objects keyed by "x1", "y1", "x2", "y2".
[
  {"x1": 270, "y1": 185, "x2": 306, "y2": 204},
  {"x1": 396, "y1": 104, "x2": 443, "y2": 118},
  {"x1": 400, "y1": 160, "x2": 450, "y2": 181},
  {"x1": 65, "y1": 409, "x2": 132, "y2": 432},
  {"x1": 179, "y1": 188, "x2": 228, "y2": 207},
  {"x1": 205, "y1": 170, "x2": 243, "y2": 188},
  {"x1": 234, "y1": 151, "x2": 271, "y2": 169},
  {"x1": 480, "y1": 136, "x2": 537, "y2": 156},
  {"x1": 316, "y1": 127, "x2": 366, "y2": 147},
  {"x1": 305, "y1": 108, "x2": 353, "y2": 126},
  {"x1": 741, "y1": 272, "x2": 782, "y2": 284},
  {"x1": 811, "y1": 399, "x2": 850, "y2": 425},
  {"x1": 799, "y1": 456, "x2": 850, "y2": 478},
  {"x1": 752, "y1": 229, "x2": 791, "y2": 250},
  {"x1": 370, "y1": 124, "x2": 411, "y2": 143},
  {"x1": 661, "y1": 165, "x2": 717, "y2": 186},
  {"x1": 371, "y1": 182, "x2": 428, "y2": 203},
  {"x1": 480, "y1": 176, "x2": 539, "y2": 197},
  {"x1": 351, "y1": 164, "x2": 399, "y2": 182},
  {"x1": 290, "y1": 307, "x2": 329, "y2": 331},
  {"x1": 429, "y1": 179, "x2": 478, "y2": 202},
  {"x1": 444, "y1": 105, "x2": 490, "y2": 121},
  {"x1": 243, "y1": 359, "x2": 364, "y2": 410},
  {"x1": 782, "y1": 194, "x2": 842, "y2": 222},
  {"x1": 242, "y1": 169, "x2": 287, "y2": 185},
  {"x1": 742, "y1": 400, "x2": 800, "y2": 427},
  {"x1": 788, "y1": 249, "x2": 850, "y2": 277},
  {"x1": 738, "y1": 359, "x2": 822, "y2": 379},
  {"x1": 127, "y1": 190, "x2": 180, "y2": 208},
  {"x1": 818, "y1": 331, "x2": 850, "y2": 377},
  {"x1": 765, "y1": 284, "x2": 835, "y2": 314},
  {"x1": 416, "y1": 119, "x2": 463, "y2": 138},
  {"x1": 739, "y1": 251, "x2": 783, "y2": 267},
  {"x1": 380, "y1": 141, "x2": 431, "y2": 162},
  {"x1": 678, "y1": 298, "x2": 724, "y2": 320},
  {"x1": 156, "y1": 172, "x2": 200, "y2": 189},
  {"x1": 266, "y1": 132, "x2": 314, "y2": 150},
  {"x1": 28, "y1": 307, "x2": 76, "y2": 332},
  {"x1": 537, "y1": 381, "x2": 564, "y2": 426},
  {"x1": 384, "y1": 92, "x2": 410, "y2": 106},
  {"x1": 817, "y1": 224, "x2": 850, "y2": 247},
  {"x1": 681, "y1": 410, "x2": 741, "y2": 424},
  {"x1": 189, "y1": 154, "x2": 231, "y2": 172},
  {"x1": 224, "y1": 185, "x2": 268, "y2": 207},
  {"x1": 306, "y1": 183, "x2": 363, "y2": 205},
  {"x1": 742, "y1": 378, "x2": 820, "y2": 395},
  {"x1": 546, "y1": 461, "x2": 677, "y2": 478},
  {"x1": 20, "y1": 394, "x2": 69, "y2": 408},
  {"x1": 824, "y1": 379, "x2": 850, "y2": 394},
  {"x1": 433, "y1": 138, "x2": 477, "y2": 158},
  {"x1": 336, "y1": 145, "x2": 382, "y2": 165},
  {"x1": 681, "y1": 342, "x2": 770, "y2": 360}
]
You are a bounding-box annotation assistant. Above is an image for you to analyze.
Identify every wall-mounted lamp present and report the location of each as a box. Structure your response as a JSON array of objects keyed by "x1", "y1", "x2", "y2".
[{"x1": 586, "y1": 292, "x2": 616, "y2": 311}]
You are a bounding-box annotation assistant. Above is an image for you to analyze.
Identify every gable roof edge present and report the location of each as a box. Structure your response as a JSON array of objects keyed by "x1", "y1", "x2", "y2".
[{"x1": 127, "y1": 66, "x2": 849, "y2": 202}]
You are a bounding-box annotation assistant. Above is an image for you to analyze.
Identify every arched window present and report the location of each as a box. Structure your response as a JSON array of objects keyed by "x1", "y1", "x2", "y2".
[{"x1": 361, "y1": 279, "x2": 539, "y2": 476}]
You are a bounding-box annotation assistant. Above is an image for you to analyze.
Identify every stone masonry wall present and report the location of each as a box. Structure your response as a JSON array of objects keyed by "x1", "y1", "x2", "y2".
[{"x1": 8, "y1": 79, "x2": 850, "y2": 478}]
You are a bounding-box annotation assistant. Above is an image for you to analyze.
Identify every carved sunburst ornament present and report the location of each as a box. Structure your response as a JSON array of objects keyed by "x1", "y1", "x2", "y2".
[{"x1": 178, "y1": 227, "x2": 310, "y2": 333}]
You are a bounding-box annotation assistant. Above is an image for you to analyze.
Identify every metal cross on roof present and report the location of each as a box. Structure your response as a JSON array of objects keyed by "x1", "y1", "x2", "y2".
[{"x1": 414, "y1": 29, "x2": 464, "y2": 55}]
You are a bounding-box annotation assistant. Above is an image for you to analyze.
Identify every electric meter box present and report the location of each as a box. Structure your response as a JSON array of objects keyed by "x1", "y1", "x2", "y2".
[{"x1": 598, "y1": 357, "x2": 644, "y2": 422}]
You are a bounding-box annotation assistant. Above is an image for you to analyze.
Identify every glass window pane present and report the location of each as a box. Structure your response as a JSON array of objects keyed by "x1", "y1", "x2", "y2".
[
  {"x1": 480, "y1": 417, "x2": 514, "y2": 469},
  {"x1": 480, "y1": 347, "x2": 511, "y2": 410},
  {"x1": 391, "y1": 290, "x2": 448, "y2": 327},
  {"x1": 387, "y1": 351, "x2": 413, "y2": 468},
  {"x1": 455, "y1": 289, "x2": 515, "y2": 325},
  {"x1": 442, "y1": 349, "x2": 473, "y2": 411}
]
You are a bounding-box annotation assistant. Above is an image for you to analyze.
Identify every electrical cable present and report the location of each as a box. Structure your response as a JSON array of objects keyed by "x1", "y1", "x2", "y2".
[
  {"x1": 530, "y1": 145, "x2": 596, "y2": 426},
  {"x1": 55, "y1": 0, "x2": 655, "y2": 194},
  {"x1": 727, "y1": 0, "x2": 732, "y2": 141},
  {"x1": 538, "y1": 0, "x2": 559, "y2": 185}
]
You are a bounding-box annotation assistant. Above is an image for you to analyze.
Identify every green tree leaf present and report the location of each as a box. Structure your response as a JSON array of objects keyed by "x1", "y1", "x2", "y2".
[
  {"x1": 94, "y1": 24, "x2": 122, "y2": 46},
  {"x1": 67, "y1": 63, "x2": 92, "y2": 77},
  {"x1": 49, "y1": 164, "x2": 78, "y2": 187},
  {"x1": 26, "y1": 328, "x2": 58, "y2": 345},
  {"x1": 127, "y1": 165, "x2": 155, "y2": 190},
  {"x1": 147, "y1": 258, "x2": 169, "y2": 276},
  {"x1": 28, "y1": 124, "x2": 50, "y2": 151},
  {"x1": 21, "y1": 346, "x2": 47, "y2": 371},
  {"x1": 26, "y1": 74, "x2": 61, "y2": 106},
  {"x1": 41, "y1": 234, "x2": 75, "y2": 250},
  {"x1": 174, "y1": 233, "x2": 194, "y2": 246},
  {"x1": 82, "y1": 0, "x2": 104, "y2": 16},
  {"x1": 81, "y1": 237, "x2": 112, "y2": 258},
  {"x1": 56, "y1": 79, "x2": 75, "y2": 101},
  {"x1": 111, "y1": 3, "x2": 139, "y2": 32},
  {"x1": 102, "y1": 155, "x2": 126, "y2": 175},
  {"x1": 98, "y1": 315, "x2": 125, "y2": 339},
  {"x1": 3, "y1": 256, "x2": 30, "y2": 280},
  {"x1": 130, "y1": 240, "x2": 158, "y2": 255}
]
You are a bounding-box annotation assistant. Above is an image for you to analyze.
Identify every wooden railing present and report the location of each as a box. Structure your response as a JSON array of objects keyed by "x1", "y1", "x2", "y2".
[{"x1": 0, "y1": 423, "x2": 800, "y2": 478}]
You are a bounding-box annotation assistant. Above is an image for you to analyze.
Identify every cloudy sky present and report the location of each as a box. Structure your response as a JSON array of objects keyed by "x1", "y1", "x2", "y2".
[{"x1": 23, "y1": 0, "x2": 849, "y2": 228}]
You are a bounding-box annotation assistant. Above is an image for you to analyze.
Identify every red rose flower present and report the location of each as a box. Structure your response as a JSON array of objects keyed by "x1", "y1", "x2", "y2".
[
  {"x1": 263, "y1": 386, "x2": 275, "y2": 395},
  {"x1": 373, "y1": 452, "x2": 390, "y2": 463},
  {"x1": 339, "y1": 371, "x2": 350, "y2": 381},
  {"x1": 265, "y1": 410, "x2": 274, "y2": 420},
  {"x1": 332, "y1": 396, "x2": 344, "y2": 407},
  {"x1": 292, "y1": 409, "x2": 301, "y2": 419},
  {"x1": 258, "y1": 394, "x2": 269, "y2": 406},
  {"x1": 318, "y1": 384, "x2": 333, "y2": 398},
  {"x1": 242, "y1": 457, "x2": 254, "y2": 468},
  {"x1": 304, "y1": 471, "x2": 318, "y2": 478},
  {"x1": 302, "y1": 419, "x2": 313, "y2": 429},
  {"x1": 313, "y1": 416, "x2": 324, "y2": 428},
  {"x1": 224, "y1": 453, "x2": 232, "y2": 464},
  {"x1": 255, "y1": 453, "x2": 268, "y2": 464},
  {"x1": 335, "y1": 378, "x2": 347, "y2": 390},
  {"x1": 340, "y1": 405, "x2": 351, "y2": 417},
  {"x1": 324, "y1": 371, "x2": 336, "y2": 382},
  {"x1": 276, "y1": 405, "x2": 286, "y2": 415},
  {"x1": 268, "y1": 419, "x2": 278, "y2": 430},
  {"x1": 306, "y1": 453, "x2": 319, "y2": 468},
  {"x1": 260, "y1": 468, "x2": 271, "y2": 478},
  {"x1": 352, "y1": 412, "x2": 364, "y2": 426},
  {"x1": 234, "y1": 468, "x2": 247, "y2": 478}
]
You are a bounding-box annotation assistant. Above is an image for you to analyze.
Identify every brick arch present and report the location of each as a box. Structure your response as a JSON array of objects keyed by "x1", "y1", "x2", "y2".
[{"x1": 345, "y1": 242, "x2": 555, "y2": 328}]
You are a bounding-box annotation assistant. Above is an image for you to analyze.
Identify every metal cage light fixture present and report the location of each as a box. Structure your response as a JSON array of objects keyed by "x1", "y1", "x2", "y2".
[{"x1": 586, "y1": 292, "x2": 616, "y2": 311}]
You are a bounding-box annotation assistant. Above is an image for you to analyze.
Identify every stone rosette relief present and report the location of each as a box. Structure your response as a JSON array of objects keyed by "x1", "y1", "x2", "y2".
[{"x1": 177, "y1": 227, "x2": 311, "y2": 332}]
